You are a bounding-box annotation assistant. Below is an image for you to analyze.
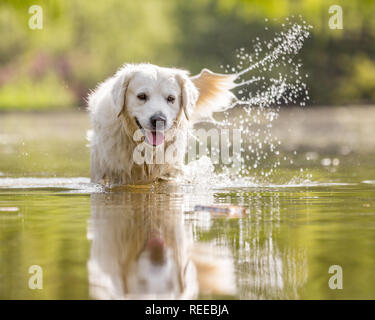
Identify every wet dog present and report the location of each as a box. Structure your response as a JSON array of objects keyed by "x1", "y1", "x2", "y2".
[{"x1": 87, "y1": 63, "x2": 235, "y2": 185}]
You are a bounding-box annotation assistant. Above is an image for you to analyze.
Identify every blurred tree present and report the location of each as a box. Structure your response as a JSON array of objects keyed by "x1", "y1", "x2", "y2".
[
  {"x1": 0, "y1": 0, "x2": 374, "y2": 110},
  {"x1": 0, "y1": 0, "x2": 178, "y2": 110}
]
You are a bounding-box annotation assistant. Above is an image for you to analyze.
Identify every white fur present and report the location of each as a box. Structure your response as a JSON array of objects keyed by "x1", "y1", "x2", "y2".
[{"x1": 88, "y1": 63, "x2": 235, "y2": 186}]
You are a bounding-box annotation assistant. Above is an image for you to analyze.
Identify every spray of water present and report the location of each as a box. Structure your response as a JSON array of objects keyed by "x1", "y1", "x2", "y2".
[{"x1": 185, "y1": 16, "x2": 313, "y2": 187}]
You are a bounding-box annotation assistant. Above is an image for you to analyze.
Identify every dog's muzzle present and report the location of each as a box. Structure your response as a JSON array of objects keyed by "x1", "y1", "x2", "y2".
[{"x1": 135, "y1": 117, "x2": 165, "y2": 147}]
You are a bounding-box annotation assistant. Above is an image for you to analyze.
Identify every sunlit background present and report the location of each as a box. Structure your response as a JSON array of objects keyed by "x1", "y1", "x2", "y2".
[
  {"x1": 1, "y1": 0, "x2": 375, "y2": 111},
  {"x1": 1, "y1": 0, "x2": 375, "y2": 301}
]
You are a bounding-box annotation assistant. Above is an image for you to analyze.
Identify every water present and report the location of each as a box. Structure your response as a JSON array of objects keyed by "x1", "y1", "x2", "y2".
[
  {"x1": 213, "y1": 17, "x2": 313, "y2": 182},
  {"x1": 1, "y1": 108, "x2": 375, "y2": 299}
]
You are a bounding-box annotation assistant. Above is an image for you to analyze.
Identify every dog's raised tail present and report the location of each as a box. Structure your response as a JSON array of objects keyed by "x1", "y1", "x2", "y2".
[{"x1": 190, "y1": 68, "x2": 237, "y2": 122}]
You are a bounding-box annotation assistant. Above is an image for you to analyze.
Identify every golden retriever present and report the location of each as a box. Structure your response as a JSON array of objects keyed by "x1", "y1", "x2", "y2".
[{"x1": 87, "y1": 63, "x2": 236, "y2": 185}]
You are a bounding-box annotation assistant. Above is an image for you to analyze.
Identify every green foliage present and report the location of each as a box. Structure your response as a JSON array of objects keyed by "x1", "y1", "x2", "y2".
[
  {"x1": 0, "y1": 72, "x2": 75, "y2": 110},
  {"x1": 336, "y1": 55, "x2": 375, "y2": 103},
  {"x1": 0, "y1": 0, "x2": 178, "y2": 110},
  {"x1": 0, "y1": 0, "x2": 375, "y2": 110}
]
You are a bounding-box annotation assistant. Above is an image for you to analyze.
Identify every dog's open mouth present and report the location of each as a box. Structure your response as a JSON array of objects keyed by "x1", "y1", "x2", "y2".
[
  {"x1": 135, "y1": 118, "x2": 165, "y2": 147},
  {"x1": 145, "y1": 131, "x2": 165, "y2": 147}
]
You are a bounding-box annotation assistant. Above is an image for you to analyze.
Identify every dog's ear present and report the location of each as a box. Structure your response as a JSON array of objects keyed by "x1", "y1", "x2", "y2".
[
  {"x1": 190, "y1": 68, "x2": 237, "y2": 121},
  {"x1": 111, "y1": 64, "x2": 135, "y2": 117},
  {"x1": 176, "y1": 71, "x2": 199, "y2": 120}
]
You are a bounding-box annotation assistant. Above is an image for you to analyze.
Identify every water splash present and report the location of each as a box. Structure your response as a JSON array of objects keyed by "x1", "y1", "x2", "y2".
[
  {"x1": 190, "y1": 16, "x2": 313, "y2": 186},
  {"x1": 0, "y1": 177, "x2": 102, "y2": 193}
]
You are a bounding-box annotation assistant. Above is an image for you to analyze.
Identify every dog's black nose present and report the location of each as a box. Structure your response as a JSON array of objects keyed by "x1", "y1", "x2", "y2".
[{"x1": 150, "y1": 113, "x2": 166, "y2": 130}]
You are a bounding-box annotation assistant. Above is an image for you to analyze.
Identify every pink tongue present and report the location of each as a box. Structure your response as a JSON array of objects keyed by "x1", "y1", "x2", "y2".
[{"x1": 145, "y1": 131, "x2": 165, "y2": 146}]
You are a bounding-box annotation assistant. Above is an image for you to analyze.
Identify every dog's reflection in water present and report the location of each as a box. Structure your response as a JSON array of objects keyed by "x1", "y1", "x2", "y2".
[{"x1": 88, "y1": 192, "x2": 235, "y2": 299}]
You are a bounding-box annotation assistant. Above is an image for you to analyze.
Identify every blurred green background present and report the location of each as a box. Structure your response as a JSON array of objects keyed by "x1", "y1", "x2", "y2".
[{"x1": 0, "y1": 0, "x2": 375, "y2": 111}]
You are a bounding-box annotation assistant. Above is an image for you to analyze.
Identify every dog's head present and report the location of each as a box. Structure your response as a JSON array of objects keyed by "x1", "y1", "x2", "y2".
[
  {"x1": 111, "y1": 64, "x2": 198, "y2": 146},
  {"x1": 109, "y1": 63, "x2": 237, "y2": 147}
]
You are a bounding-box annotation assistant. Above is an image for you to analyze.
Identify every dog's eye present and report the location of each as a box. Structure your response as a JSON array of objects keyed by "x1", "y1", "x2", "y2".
[
  {"x1": 137, "y1": 93, "x2": 147, "y2": 101},
  {"x1": 167, "y1": 95, "x2": 175, "y2": 103}
]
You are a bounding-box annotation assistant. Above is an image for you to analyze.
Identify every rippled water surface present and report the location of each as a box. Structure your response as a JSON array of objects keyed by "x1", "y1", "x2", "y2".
[{"x1": 1, "y1": 109, "x2": 375, "y2": 299}]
